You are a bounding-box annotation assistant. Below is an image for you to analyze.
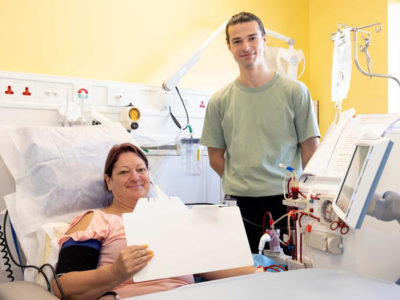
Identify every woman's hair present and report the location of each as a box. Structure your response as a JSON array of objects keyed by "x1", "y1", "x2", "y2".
[
  {"x1": 225, "y1": 12, "x2": 266, "y2": 44},
  {"x1": 104, "y1": 143, "x2": 149, "y2": 190}
]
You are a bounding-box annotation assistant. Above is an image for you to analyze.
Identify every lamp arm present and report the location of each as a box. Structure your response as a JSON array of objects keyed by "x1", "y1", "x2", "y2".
[
  {"x1": 161, "y1": 21, "x2": 295, "y2": 92},
  {"x1": 264, "y1": 28, "x2": 295, "y2": 45},
  {"x1": 162, "y1": 21, "x2": 228, "y2": 91}
]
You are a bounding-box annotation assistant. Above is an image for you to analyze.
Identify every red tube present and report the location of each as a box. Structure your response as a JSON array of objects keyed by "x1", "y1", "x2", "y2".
[{"x1": 291, "y1": 181, "x2": 299, "y2": 200}]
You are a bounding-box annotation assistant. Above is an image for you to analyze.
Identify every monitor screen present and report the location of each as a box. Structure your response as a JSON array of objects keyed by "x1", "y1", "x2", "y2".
[
  {"x1": 335, "y1": 146, "x2": 370, "y2": 215},
  {"x1": 332, "y1": 138, "x2": 393, "y2": 229}
]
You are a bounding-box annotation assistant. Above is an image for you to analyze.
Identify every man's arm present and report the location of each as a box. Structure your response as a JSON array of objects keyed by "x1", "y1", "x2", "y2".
[
  {"x1": 300, "y1": 137, "x2": 319, "y2": 169},
  {"x1": 207, "y1": 147, "x2": 225, "y2": 177}
]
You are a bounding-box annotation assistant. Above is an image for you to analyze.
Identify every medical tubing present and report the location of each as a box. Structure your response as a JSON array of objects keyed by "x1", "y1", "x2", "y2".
[
  {"x1": 287, "y1": 176, "x2": 292, "y2": 198},
  {"x1": 271, "y1": 210, "x2": 301, "y2": 228},
  {"x1": 0, "y1": 224, "x2": 14, "y2": 281},
  {"x1": 40, "y1": 263, "x2": 67, "y2": 300},
  {"x1": 279, "y1": 164, "x2": 297, "y2": 180},
  {"x1": 278, "y1": 235, "x2": 289, "y2": 247},
  {"x1": 264, "y1": 264, "x2": 286, "y2": 272},
  {"x1": 283, "y1": 174, "x2": 292, "y2": 200},
  {"x1": 270, "y1": 213, "x2": 289, "y2": 228},
  {"x1": 300, "y1": 233, "x2": 303, "y2": 263},
  {"x1": 289, "y1": 211, "x2": 298, "y2": 259},
  {"x1": 312, "y1": 194, "x2": 321, "y2": 200},
  {"x1": 176, "y1": 87, "x2": 189, "y2": 129},
  {"x1": 264, "y1": 266, "x2": 281, "y2": 272},
  {"x1": 298, "y1": 191, "x2": 308, "y2": 199},
  {"x1": 10, "y1": 222, "x2": 23, "y2": 274},
  {"x1": 169, "y1": 86, "x2": 190, "y2": 130},
  {"x1": 298, "y1": 213, "x2": 320, "y2": 227},
  {"x1": 2, "y1": 211, "x2": 67, "y2": 299},
  {"x1": 262, "y1": 211, "x2": 273, "y2": 234}
]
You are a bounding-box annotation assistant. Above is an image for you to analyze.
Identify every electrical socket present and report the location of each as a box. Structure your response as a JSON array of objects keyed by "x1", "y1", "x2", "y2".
[
  {"x1": 0, "y1": 78, "x2": 36, "y2": 102},
  {"x1": 21, "y1": 80, "x2": 36, "y2": 102}
]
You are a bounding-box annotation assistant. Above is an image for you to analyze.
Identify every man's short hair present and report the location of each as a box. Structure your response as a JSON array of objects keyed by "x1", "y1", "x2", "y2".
[{"x1": 225, "y1": 12, "x2": 266, "y2": 44}]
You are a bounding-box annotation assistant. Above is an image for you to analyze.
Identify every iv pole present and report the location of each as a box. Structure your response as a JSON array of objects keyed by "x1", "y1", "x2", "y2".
[{"x1": 331, "y1": 23, "x2": 400, "y2": 88}]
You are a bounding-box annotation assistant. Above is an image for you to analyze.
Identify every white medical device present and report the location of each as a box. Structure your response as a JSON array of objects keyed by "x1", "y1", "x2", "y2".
[
  {"x1": 276, "y1": 45, "x2": 305, "y2": 79},
  {"x1": 332, "y1": 138, "x2": 393, "y2": 229},
  {"x1": 120, "y1": 103, "x2": 141, "y2": 131}
]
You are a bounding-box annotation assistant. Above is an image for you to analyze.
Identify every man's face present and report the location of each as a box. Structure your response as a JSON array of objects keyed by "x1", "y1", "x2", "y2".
[{"x1": 227, "y1": 21, "x2": 266, "y2": 70}]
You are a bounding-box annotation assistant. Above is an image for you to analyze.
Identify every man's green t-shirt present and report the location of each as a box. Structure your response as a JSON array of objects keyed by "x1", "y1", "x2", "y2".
[{"x1": 200, "y1": 72, "x2": 320, "y2": 197}]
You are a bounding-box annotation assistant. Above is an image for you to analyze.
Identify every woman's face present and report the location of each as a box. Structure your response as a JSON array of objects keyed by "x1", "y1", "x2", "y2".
[{"x1": 105, "y1": 152, "x2": 150, "y2": 205}]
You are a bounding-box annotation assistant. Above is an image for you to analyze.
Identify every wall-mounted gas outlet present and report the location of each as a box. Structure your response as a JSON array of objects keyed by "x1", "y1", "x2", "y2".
[{"x1": 74, "y1": 85, "x2": 94, "y2": 106}]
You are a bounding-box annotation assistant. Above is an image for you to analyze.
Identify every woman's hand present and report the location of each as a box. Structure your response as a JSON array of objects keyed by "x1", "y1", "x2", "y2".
[{"x1": 112, "y1": 245, "x2": 154, "y2": 282}]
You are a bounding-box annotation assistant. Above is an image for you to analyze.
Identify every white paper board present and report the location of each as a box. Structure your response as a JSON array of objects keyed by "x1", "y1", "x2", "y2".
[{"x1": 123, "y1": 197, "x2": 253, "y2": 282}]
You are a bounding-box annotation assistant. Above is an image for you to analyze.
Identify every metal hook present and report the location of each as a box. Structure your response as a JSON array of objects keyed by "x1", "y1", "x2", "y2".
[
  {"x1": 359, "y1": 30, "x2": 372, "y2": 40},
  {"x1": 360, "y1": 34, "x2": 370, "y2": 52},
  {"x1": 374, "y1": 23, "x2": 382, "y2": 33},
  {"x1": 338, "y1": 23, "x2": 352, "y2": 32},
  {"x1": 330, "y1": 32, "x2": 337, "y2": 41}
]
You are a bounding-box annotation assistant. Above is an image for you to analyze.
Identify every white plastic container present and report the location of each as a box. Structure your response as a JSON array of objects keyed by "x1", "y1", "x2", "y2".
[{"x1": 180, "y1": 138, "x2": 203, "y2": 176}]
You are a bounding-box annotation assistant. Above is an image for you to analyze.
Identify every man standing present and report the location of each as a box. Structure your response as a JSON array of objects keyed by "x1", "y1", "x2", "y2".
[{"x1": 200, "y1": 12, "x2": 320, "y2": 253}]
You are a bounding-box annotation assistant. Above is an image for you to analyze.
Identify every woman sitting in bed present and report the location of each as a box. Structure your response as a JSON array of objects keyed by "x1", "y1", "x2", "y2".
[{"x1": 52, "y1": 143, "x2": 261, "y2": 300}]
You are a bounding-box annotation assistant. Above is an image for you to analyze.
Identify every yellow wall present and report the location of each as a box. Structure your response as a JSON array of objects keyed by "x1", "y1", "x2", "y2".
[
  {"x1": 1, "y1": 0, "x2": 393, "y2": 137},
  {"x1": 0, "y1": 0, "x2": 310, "y2": 92},
  {"x1": 310, "y1": 0, "x2": 389, "y2": 136}
]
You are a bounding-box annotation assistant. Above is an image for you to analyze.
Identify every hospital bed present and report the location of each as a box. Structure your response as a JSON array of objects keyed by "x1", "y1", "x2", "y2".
[
  {"x1": 0, "y1": 123, "x2": 399, "y2": 299},
  {"x1": 1, "y1": 268, "x2": 399, "y2": 300}
]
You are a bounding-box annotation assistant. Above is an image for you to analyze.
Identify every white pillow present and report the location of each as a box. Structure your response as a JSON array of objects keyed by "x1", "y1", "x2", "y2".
[
  {"x1": 24, "y1": 222, "x2": 69, "y2": 288},
  {"x1": 0, "y1": 123, "x2": 139, "y2": 267}
]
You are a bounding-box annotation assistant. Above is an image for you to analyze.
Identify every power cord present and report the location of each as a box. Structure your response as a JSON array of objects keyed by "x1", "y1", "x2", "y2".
[
  {"x1": 169, "y1": 87, "x2": 190, "y2": 130},
  {"x1": 0, "y1": 222, "x2": 14, "y2": 281},
  {"x1": 1, "y1": 211, "x2": 67, "y2": 300}
]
